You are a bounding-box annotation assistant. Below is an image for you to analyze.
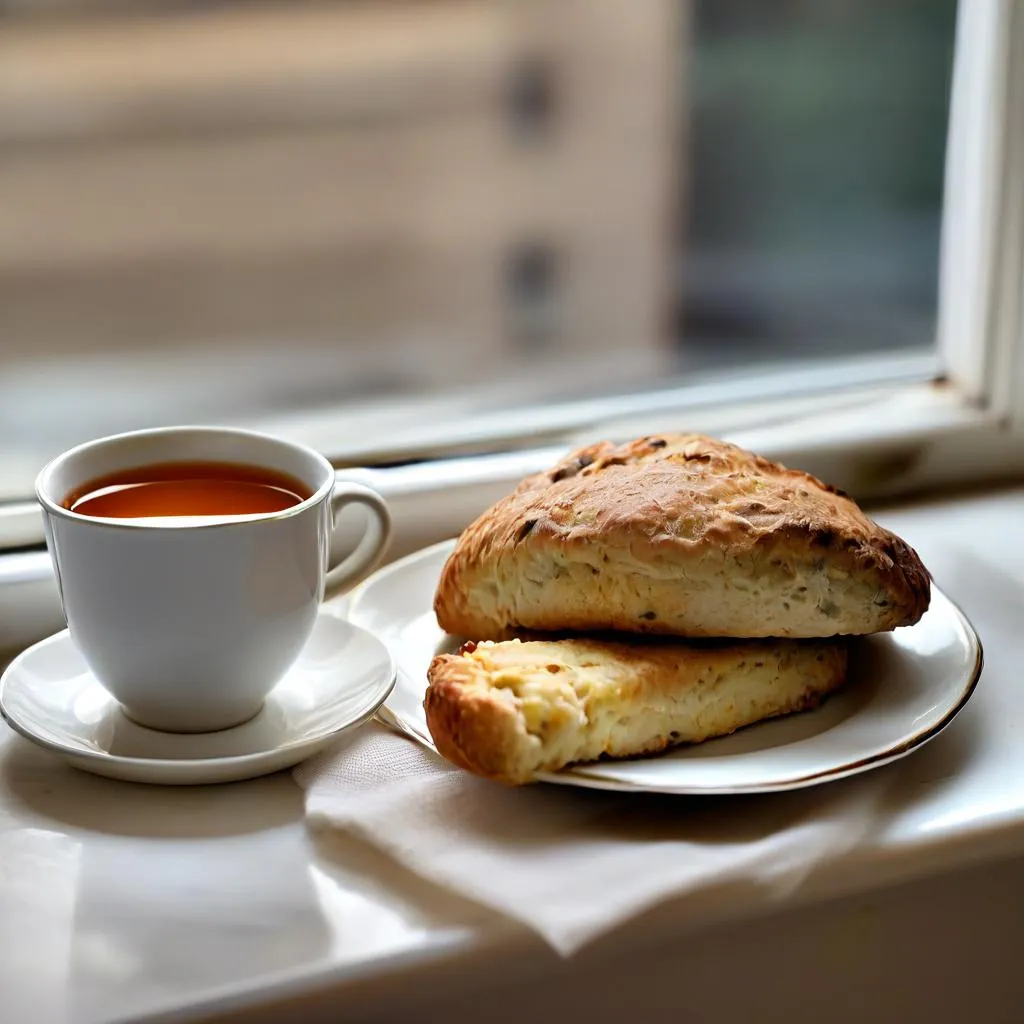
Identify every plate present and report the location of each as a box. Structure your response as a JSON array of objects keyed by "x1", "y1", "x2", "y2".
[
  {"x1": 344, "y1": 540, "x2": 983, "y2": 794},
  {"x1": 0, "y1": 609, "x2": 395, "y2": 785}
]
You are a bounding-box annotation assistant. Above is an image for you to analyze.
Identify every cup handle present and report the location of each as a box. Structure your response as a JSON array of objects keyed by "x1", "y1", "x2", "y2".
[{"x1": 325, "y1": 481, "x2": 392, "y2": 594}]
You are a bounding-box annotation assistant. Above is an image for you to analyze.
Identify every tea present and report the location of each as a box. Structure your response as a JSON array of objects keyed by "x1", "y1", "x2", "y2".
[{"x1": 64, "y1": 461, "x2": 312, "y2": 518}]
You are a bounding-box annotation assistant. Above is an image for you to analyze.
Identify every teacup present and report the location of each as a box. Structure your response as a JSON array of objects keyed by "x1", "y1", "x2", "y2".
[{"x1": 36, "y1": 426, "x2": 391, "y2": 733}]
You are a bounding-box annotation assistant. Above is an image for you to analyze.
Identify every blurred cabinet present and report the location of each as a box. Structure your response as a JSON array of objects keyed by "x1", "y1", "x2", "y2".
[{"x1": 0, "y1": 1, "x2": 679, "y2": 391}]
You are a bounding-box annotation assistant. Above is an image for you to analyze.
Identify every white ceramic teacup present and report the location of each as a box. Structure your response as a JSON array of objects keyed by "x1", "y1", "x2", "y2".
[{"x1": 36, "y1": 426, "x2": 392, "y2": 733}]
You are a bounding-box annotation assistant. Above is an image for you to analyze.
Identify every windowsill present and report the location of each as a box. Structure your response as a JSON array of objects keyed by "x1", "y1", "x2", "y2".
[
  {"x1": 2, "y1": 363, "x2": 1019, "y2": 653},
  {"x1": 2, "y1": 482, "x2": 1023, "y2": 1021}
]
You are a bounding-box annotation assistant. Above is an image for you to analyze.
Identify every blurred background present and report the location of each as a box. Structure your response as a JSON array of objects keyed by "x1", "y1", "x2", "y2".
[{"x1": 0, "y1": 0, "x2": 957, "y2": 496}]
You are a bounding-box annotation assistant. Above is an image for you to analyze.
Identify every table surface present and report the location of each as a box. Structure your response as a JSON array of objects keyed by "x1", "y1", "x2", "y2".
[{"x1": 4, "y1": 485, "x2": 1024, "y2": 1024}]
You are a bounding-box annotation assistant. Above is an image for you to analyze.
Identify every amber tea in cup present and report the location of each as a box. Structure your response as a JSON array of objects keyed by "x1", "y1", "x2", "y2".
[{"x1": 64, "y1": 461, "x2": 313, "y2": 519}]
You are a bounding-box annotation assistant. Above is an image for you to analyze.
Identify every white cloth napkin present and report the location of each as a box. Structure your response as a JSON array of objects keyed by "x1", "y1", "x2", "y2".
[{"x1": 294, "y1": 723, "x2": 882, "y2": 956}]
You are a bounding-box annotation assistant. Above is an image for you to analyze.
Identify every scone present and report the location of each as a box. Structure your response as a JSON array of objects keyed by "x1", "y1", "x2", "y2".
[
  {"x1": 425, "y1": 636, "x2": 847, "y2": 784},
  {"x1": 434, "y1": 434, "x2": 930, "y2": 640}
]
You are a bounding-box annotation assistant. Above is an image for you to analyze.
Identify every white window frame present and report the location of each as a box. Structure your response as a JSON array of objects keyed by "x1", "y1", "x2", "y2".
[{"x1": 2, "y1": 0, "x2": 1022, "y2": 651}]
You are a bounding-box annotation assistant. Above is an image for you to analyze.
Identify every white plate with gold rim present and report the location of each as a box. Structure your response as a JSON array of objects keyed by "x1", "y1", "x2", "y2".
[
  {"x1": 344, "y1": 540, "x2": 983, "y2": 794},
  {"x1": 0, "y1": 610, "x2": 395, "y2": 785}
]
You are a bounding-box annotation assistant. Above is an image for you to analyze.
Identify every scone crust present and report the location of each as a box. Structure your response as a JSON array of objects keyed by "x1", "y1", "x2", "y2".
[
  {"x1": 434, "y1": 434, "x2": 930, "y2": 640},
  {"x1": 425, "y1": 637, "x2": 847, "y2": 784},
  {"x1": 424, "y1": 649, "x2": 530, "y2": 781}
]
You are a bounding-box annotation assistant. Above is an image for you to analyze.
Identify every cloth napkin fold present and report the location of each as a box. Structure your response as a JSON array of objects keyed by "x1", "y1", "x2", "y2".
[{"x1": 294, "y1": 723, "x2": 879, "y2": 956}]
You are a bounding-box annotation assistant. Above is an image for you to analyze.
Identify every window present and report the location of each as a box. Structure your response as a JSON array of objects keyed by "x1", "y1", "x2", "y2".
[
  {"x1": 3, "y1": 0, "x2": 1024, "y2": 645},
  {"x1": 0, "y1": 1, "x2": 961, "y2": 495}
]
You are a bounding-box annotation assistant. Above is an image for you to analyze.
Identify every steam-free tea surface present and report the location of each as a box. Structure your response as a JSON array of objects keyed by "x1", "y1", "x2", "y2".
[{"x1": 65, "y1": 461, "x2": 311, "y2": 518}]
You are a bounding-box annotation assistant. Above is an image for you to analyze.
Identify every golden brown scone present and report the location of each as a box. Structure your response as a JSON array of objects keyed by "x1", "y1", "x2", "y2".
[
  {"x1": 434, "y1": 434, "x2": 930, "y2": 640},
  {"x1": 425, "y1": 637, "x2": 847, "y2": 784}
]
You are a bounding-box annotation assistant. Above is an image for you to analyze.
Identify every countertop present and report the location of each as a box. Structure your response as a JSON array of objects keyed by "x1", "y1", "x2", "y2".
[{"x1": 4, "y1": 485, "x2": 1024, "y2": 1024}]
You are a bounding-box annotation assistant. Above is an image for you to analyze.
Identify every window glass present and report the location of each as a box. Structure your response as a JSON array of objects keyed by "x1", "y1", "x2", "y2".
[
  {"x1": 680, "y1": 0, "x2": 956, "y2": 369},
  {"x1": 0, "y1": 0, "x2": 957, "y2": 498}
]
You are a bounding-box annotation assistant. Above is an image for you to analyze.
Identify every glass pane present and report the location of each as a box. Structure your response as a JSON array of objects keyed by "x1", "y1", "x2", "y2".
[
  {"x1": 0, "y1": 0, "x2": 956, "y2": 500},
  {"x1": 680, "y1": 0, "x2": 956, "y2": 367}
]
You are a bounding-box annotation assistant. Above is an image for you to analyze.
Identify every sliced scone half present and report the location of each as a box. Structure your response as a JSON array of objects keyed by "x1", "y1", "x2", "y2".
[
  {"x1": 424, "y1": 636, "x2": 847, "y2": 784},
  {"x1": 434, "y1": 433, "x2": 930, "y2": 640}
]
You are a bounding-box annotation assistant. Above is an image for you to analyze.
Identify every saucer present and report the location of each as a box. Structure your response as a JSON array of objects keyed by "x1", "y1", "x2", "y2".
[{"x1": 0, "y1": 610, "x2": 395, "y2": 785}]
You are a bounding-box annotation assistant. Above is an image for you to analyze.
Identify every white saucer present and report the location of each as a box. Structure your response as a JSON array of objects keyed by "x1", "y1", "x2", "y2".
[{"x1": 0, "y1": 610, "x2": 395, "y2": 785}]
